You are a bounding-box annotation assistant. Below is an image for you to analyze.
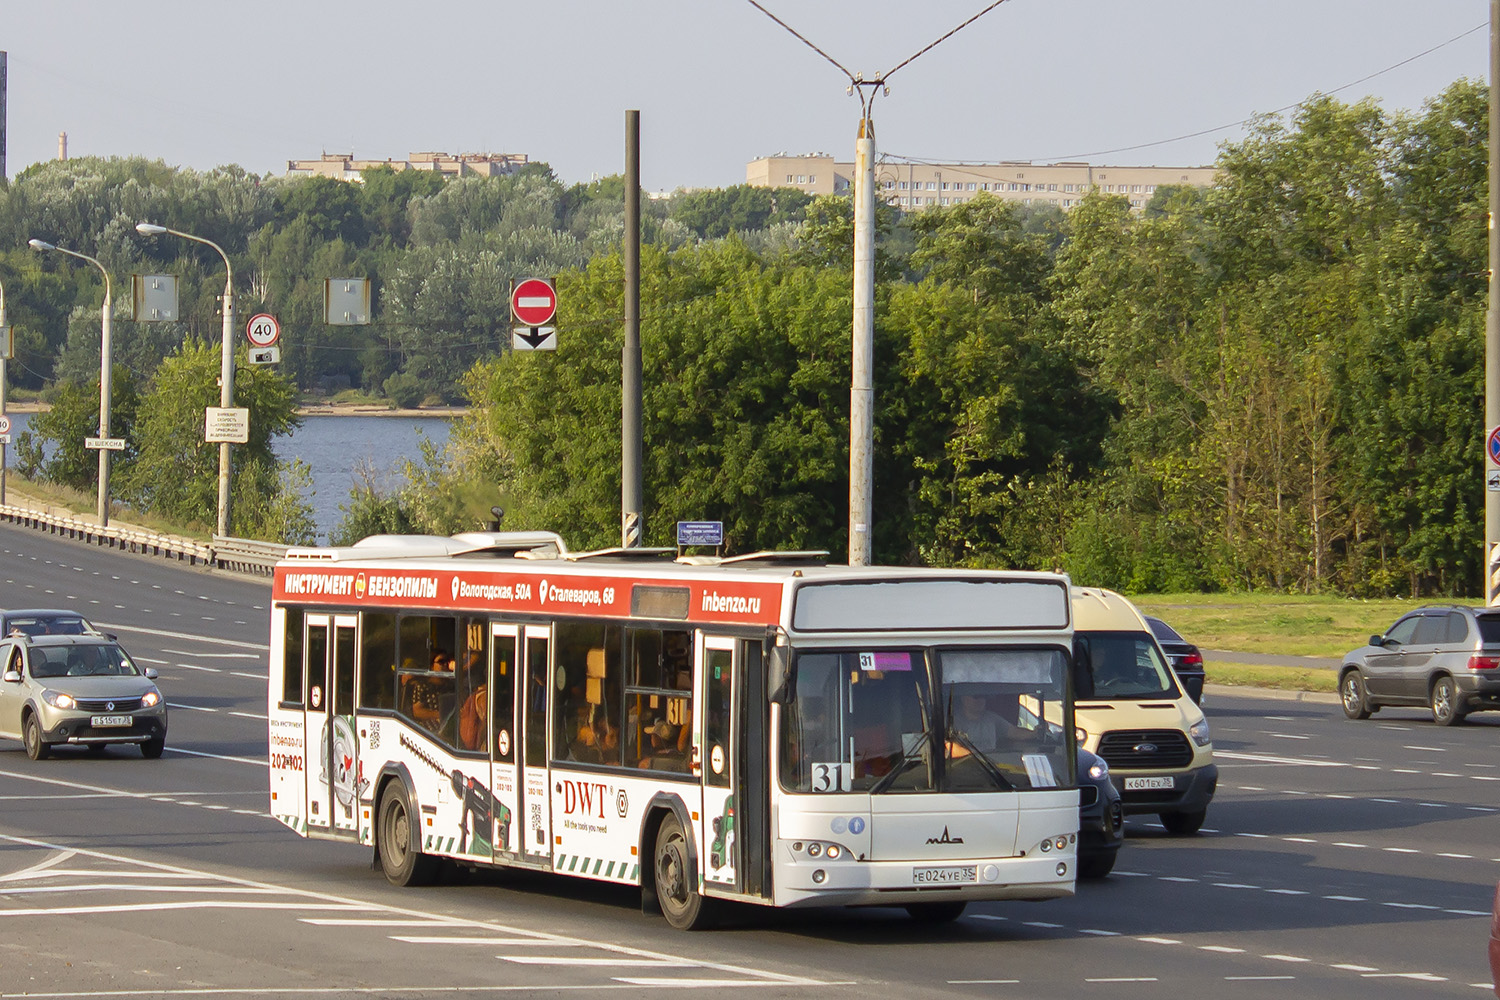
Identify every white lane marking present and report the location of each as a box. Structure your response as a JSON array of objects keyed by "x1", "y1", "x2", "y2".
[
  {"x1": 1263, "y1": 955, "x2": 1311, "y2": 963},
  {"x1": 1216, "y1": 751, "x2": 1343, "y2": 767},
  {"x1": 1137, "y1": 936, "x2": 1181, "y2": 944},
  {"x1": 391, "y1": 936, "x2": 577, "y2": 945},
  {"x1": 1267, "y1": 733, "x2": 1309, "y2": 740},
  {"x1": 1332, "y1": 964, "x2": 1380, "y2": 972},
  {"x1": 0, "y1": 883, "x2": 286, "y2": 896},
  {"x1": 173, "y1": 664, "x2": 223, "y2": 673},
  {"x1": 504, "y1": 957, "x2": 689, "y2": 967},
  {"x1": 1226, "y1": 977, "x2": 1295, "y2": 981},
  {"x1": 163, "y1": 650, "x2": 260, "y2": 660},
  {"x1": 301, "y1": 918, "x2": 465, "y2": 927},
  {"x1": 165, "y1": 747, "x2": 265, "y2": 766},
  {"x1": 1199, "y1": 946, "x2": 1245, "y2": 953},
  {"x1": 94, "y1": 621, "x2": 268, "y2": 651},
  {"x1": 0, "y1": 900, "x2": 370, "y2": 916},
  {"x1": 1439, "y1": 853, "x2": 1474, "y2": 859},
  {"x1": 1404, "y1": 745, "x2": 1445, "y2": 752},
  {"x1": 133, "y1": 656, "x2": 169, "y2": 665},
  {"x1": 948, "y1": 981, "x2": 1021, "y2": 986},
  {"x1": 0, "y1": 850, "x2": 78, "y2": 883},
  {"x1": 1023, "y1": 921, "x2": 1062, "y2": 928},
  {"x1": 166, "y1": 702, "x2": 218, "y2": 712},
  {"x1": 0, "y1": 832, "x2": 825, "y2": 988},
  {"x1": 1362, "y1": 973, "x2": 1448, "y2": 981},
  {"x1": 1079, "y1": 929, "x2": 1120, "y2": 936},
  {"x1": 1325, "y1": 895, "x2": 1366, "y2": 902},
  {"x1": 1333, "y1": 842, "x2": 1367, "y2": 848},
  {"x1": 231, "y1": 672, "x2": 268, "y2": 680},
  {"x1": 229, "y1": 712, "x2": 268, "y2": 720},
  {"x1": 1087, "y1": 979, "x2": 1158, "y2": 983}
]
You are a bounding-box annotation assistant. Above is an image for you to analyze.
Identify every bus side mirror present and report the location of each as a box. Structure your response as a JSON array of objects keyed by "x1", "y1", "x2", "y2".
[
  {"x1": 767, "y1": 645, "x2": 795, "y2": 705},
  {"x1": 1071, "y1": 641, "x2": 1095, "y2": 700}
]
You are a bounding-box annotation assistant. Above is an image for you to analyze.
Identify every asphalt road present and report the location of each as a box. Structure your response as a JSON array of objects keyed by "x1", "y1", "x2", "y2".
[{"x1": 0, "y1": 522, "x2": 1496, "y2": 999}]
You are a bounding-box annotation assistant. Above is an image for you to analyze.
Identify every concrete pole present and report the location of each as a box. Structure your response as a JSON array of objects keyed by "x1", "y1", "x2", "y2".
[
  {"x1": 0, "y1": 278, "x2": 7, "y2": 506},
  {"x1": 849, "y1": 118, "x2": 877, "y2": 566},
  {"x1": 1488, "y1": 0, "x2": 1500, "y2": 602},
  {"x1": 622, "y1": 109, "x2": 643, "y2": 548},
  {"x1": 98, "y1": 275, "x2": 113, "y2": 526},
  {"x1": 218, "y1": 268, "x2": 235, "y2": 538}
]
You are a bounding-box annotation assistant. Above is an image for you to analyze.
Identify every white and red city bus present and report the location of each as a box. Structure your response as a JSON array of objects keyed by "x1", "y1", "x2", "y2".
[{"x1": 268, "y1": 531, "x2": 1080, "y2": 928}]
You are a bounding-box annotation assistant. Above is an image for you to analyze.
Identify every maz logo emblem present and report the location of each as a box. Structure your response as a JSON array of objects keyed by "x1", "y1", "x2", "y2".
[{"x1": 926, "y1": 826, "x2": 964, "y2": 845}]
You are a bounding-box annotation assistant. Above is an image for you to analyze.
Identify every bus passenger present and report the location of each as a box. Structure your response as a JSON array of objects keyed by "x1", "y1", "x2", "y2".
[
  {"x1": 459, "y1": 683, "x2": 488, "y2": 751},
  {"x1": 639, "y1": 719, "x2": 686, "y2": 771}
]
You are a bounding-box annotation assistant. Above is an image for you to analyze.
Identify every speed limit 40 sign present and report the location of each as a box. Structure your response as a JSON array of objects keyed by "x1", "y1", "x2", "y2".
[{"x1": 246, "y1": 313, "x2": 281, "y2": 348}]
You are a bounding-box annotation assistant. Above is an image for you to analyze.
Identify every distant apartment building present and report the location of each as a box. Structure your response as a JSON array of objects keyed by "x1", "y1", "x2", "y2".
[
  {"x1": 287, "y1": 151, "x2": 530, "y2": 181},
  {"x1": 747, "y1": 153, "x2": 1216, "y2": 211}
]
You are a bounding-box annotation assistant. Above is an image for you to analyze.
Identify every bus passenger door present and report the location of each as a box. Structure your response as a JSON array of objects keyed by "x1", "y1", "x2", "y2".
[
  {"x1": 698, "y1": 636, "x2": 739, "y2": 890},
  {"x1": 488, "y1": 624, "x2": 521, "y2": 860},
  {"x1": 303, "y1": 615, "x2": 331, "y2": 832},
  {"x1": 306, "y1": 615, "x2": 359, "y2": 837},
  {"x1": 518, "y1": 625, "x2": 553, "y2": 867}
]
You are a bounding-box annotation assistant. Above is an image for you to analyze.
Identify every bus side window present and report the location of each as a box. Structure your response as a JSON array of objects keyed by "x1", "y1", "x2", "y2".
[
  {"x1": 281, "y1": 607, "x2": 304, "y2": 706},
  {"x1": 552, "y1": 623, "x2": 622, "y2": 766},
  {"x1": 359, "y1": 612, "x2": 397, "y2": 711}
]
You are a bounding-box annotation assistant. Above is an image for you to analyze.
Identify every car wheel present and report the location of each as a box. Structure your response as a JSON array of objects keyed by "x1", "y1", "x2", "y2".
[
  {"x1": 141, "y1": 736, "x2": 166, "y2": 759},
  {"x1": 377, "y1": 782, "x2": 438, "y2": 887},
  {"x1": 1159, "y1": 809, "x2": 1206, "y2": 835},
  {"x1": 23, "y1": 714, "x2": 49, "y2": 761},
  {"x1": 654, "y1": 812, "x2": 713, "y2": 930},
  {"x1": 1430, "y1": 676, "x2": 1465, "y2": 727},
  {"x1": 1078, "y1": 851, "x2": 1118, "y2": 880},
  {"x1": 1340, "y1": 670, "x2": 1372, "y2": 720},
  {"x1": 905, "y1": 901, "x2": 968, "y2": 922}
]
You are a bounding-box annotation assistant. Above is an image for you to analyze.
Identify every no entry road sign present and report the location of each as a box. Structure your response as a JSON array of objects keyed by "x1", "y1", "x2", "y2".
[{"x1": 511, "y1": 278, "x2": 557, "y2": 327}]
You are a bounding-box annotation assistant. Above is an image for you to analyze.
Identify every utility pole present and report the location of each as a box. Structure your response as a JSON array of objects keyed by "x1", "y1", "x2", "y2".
[
  {"x1": 1488, "y1": 0, "x2": 1500, "y2": 602},
  {"x1": 622, "y1": 110, "x2": 643, "y2": 548},
  {"x1": 850, "y1": 111, "x2": 877, "y2": 566},
  {"x1": 0, "y1": 276, "x2": 7, "y2": 506}
]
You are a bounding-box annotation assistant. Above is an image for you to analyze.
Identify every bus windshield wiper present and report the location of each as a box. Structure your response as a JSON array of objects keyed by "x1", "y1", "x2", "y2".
[
  {"x1": 869, "y1": 727, "x2": 930, "y2": 795},
  {"x1": 947, "y1": 726, "x2": 1014, "y2": 791}
]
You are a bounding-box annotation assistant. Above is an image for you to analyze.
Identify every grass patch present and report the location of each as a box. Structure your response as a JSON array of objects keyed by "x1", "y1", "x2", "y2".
[
  {"x1": 1132, "y1": 592, "x2": 1445, "y2": 658},
  {"x1": 4, "y1": 478, "x2": 213, "y2": 541},
  {"x1": 1206, "y1": 661, "x2": 1339, "y2": 693}
]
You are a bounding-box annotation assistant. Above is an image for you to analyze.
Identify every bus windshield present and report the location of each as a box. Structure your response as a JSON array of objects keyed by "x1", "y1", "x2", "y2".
[{"x1": 779, "y1": 647, "x2": 1071, "y2": 795}]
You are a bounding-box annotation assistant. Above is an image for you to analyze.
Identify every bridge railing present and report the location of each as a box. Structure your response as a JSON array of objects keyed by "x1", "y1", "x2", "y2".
[{"x1": 0, "y1": 500, "x2": 288, "y2": 577}]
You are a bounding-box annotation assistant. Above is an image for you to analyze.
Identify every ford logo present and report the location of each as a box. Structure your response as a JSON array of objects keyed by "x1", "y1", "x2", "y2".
[{"x1": 1133, "y1": 743, "x2": 1158, "y2": 753}]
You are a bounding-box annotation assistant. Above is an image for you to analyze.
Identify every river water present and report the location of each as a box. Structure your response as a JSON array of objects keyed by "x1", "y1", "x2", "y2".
[{"x1": 4, "y1": 411, "x2": 453, "y2": 542}]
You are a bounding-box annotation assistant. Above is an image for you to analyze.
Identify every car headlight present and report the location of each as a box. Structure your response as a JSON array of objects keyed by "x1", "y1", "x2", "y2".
[
  {"x1": 42, "y1": 690, "x2": 76, "y2": 710},
  {"x1": 1075, "y1": 726, "x2": 1088, "y2": 745},
  {"x1": 1087, "y1": 758, "x2": 1109, "y2": 780},
  {"x1": 140, "y1": 689, "x2": 161, "y2": 708},
  {"x1": 1189, "y1": 718, "x2": 1211, "y2": 747}
]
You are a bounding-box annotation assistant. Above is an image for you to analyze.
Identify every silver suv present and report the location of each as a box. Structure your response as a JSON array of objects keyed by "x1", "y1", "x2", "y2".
[
  {"x1": 1339, "y1": 606, "x2": 1500, "y2": 726},
  {"x1": 0, "y1": 634, "x2": 167, "y2": 758}
]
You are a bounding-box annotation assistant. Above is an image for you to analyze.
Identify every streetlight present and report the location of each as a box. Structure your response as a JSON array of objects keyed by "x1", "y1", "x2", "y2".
[
  {"x1": 135, "y1": 222, "x2": 235, "y2": 538},
  {"x1": 27, "y1": 239, "x2": 114, "y2": 527},
  {"x1": 0, "y1": 274, "x2": 8, "y2": 506}
]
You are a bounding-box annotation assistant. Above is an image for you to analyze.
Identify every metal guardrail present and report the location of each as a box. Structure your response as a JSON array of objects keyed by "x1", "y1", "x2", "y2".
[
  {"x1": 0, "y1": 499, "x2": 289, "y2": 577},
  {"x1": 211, "y1": 534, "x2": 291, "y2": 576}
]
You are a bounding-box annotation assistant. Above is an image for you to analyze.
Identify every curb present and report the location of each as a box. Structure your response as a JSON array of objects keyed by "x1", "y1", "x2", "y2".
[{"x1": 1202, "y1": 682, "x2": 1340, "y2": 705}]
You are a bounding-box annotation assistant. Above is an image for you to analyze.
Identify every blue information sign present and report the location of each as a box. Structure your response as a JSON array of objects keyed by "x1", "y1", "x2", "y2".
[{"x1": 677, "y1": 521, "x2": 724, "y2": 546}]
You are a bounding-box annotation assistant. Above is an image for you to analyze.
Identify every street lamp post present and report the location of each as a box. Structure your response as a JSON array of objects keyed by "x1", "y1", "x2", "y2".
[
  {"x1": 135, "y1": 223, "x2": 235, "y2": 538},
  {"x1": 0, "y1": 274, "x2": 8, "y2": 506},
  {"x1": 27, "y1": 239, "x2": 113, "y2": 527}
]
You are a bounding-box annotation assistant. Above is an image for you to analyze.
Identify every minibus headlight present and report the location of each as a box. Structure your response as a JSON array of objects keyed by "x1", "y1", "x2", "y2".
[{"x1": 1189, "y1": 719, "x2": 1211, "y2": 747}]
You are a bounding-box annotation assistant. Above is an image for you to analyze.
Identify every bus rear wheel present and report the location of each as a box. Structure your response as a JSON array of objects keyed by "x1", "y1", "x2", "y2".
[
  {"x1": 378, "y1": 783, "x2": 438, "y2": 887},
  {"x1": 653, "y1": 812, "x2": 712, "y2": 930}
]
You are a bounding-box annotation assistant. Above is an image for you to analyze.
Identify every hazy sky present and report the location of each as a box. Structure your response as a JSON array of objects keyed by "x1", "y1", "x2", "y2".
[{"x1": 1, "y1": 1, "x2": 1489, "y2": 191}]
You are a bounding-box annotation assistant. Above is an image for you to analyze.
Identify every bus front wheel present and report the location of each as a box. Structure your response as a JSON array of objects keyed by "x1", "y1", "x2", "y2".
[
  {"x1": 378, "y1": 783, "x2": 439, "y2": 887},
  {"x1": 653, "y1": 812, "x2": 713, "y2": 930}
]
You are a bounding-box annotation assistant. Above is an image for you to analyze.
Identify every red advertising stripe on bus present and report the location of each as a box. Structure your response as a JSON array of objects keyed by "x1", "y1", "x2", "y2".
[{"x1": 274, "y1": 566, "x2": 782, "y2": 625}]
